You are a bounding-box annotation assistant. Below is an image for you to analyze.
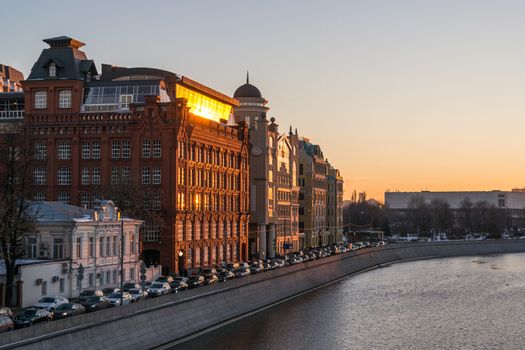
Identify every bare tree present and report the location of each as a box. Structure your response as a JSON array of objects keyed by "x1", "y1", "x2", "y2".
[
  {"x1": 459, "y1": 197, "x2": 474, "y2": 236},
  {"x1": 429, "y1": 198, "x2": 453, "y2": 236},
  {"x1": 0, "y1": 132, "x2": 35, "y2": 306}
]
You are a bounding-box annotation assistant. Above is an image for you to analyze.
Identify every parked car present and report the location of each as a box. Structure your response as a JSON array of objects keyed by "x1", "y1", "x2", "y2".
[
  {"x1": 102, "y1": 287, "x2": 121, "y2": 296},
  {"x1": 200, "y1": 267, "x2": 218, "y2": 276},
  {"x1": 77, "y1": 296, "x2": 110, "y2": 312},
  {"x1": 169, "y1": 280, "x2": 188, "y2": 293},
  {"x1": 249, "y1": 263, "x2": 263, "y2": 274},
  {"x1": 0, "y1": 315, "x2": 14, "y2": 333},
  {"x1": 225, "y1": 262, "x2": 240, "y2": 272},
  {"x1": 188, "y1": 275, "x2": 205, "y2": 289},
  {"x1": 155, "y1": 275, "x2": 174, "y2": 284},
  {"x1": 52, "y1": 303, "x2": 85, "y2": 320},
  {"x1": 218, "y1": 270, "x2": 235, "y2": 282},
  {"x1": 0, "y1": 307, "x2": 13, "y2": 318},
  {"x1": 235, "y1": 267, "x2": 251, "y2": 278},
  {"x1": 122, "y1": 283, "x2": 141, "y2": 292},
  {"x1": 203, "y1": 274, "x2": 219, "y2": 285},
  {"x1": 33, "y1": 296, "x2": 69, "y2": 312},
  {"x1": 173, "y1": 277, "x2": 190, "y2": 284},
  {"x1": 79, "y1": 289, "x2": 104, "y2": 297},
  {"x1": 14, "y1": 308, "x2": 51, "y2": 328},
  {"x1": 147, "y1": 282, "x2": 171, "y2": 296},
  {"x1": 107, "y1": 292, "x2": 133, "y2": 307},
  {"x1": 128, "y1": 288, "x2": 148, "y2": 302}
]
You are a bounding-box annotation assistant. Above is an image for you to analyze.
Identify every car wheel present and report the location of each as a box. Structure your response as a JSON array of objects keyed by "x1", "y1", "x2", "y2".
[{"x1": 49, "y1": 307, "x2": 54, "y2": 312}]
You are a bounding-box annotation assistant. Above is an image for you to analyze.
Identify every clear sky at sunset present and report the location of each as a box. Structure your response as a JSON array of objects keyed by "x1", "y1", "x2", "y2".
[{"x1": 3, "y1": 0, "x2": 525, "y2": 201}]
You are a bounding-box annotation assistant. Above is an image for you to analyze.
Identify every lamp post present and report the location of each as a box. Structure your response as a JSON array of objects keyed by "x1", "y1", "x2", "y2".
[
  {"x1": 119, "y1": 213, "x2": 124, "y2": 307},
  {"x1": 178, "y1": 250, "x2": 184, "y2": 277}
]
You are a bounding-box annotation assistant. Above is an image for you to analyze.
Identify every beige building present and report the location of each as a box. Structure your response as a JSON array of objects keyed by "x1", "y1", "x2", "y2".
[
  {"x1": 233, "y1": 76, "x2": 301, "y2": 258},
  {"x1": 327, "y1": 162, "x2": 344, "y2": 243}
]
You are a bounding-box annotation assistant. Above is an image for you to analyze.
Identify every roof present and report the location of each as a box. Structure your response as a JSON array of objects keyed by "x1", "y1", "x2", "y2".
[
  {"x1": 100, "y1": 64, "x2": 179, "y2": 82},
  {"x1": 27, "y1": 36, "x2": 97, "y2": 80},
  {"x1": 0, "y1": 259, "x2": 48, "y2": 275},
  {"x1": 233, "y1": 83, "x2": 262, "y2": 98},
  {"x1": 27, "y1": 202, "x2": 92, "y2": 222},
  {"x1": 0, "y1": 64, "x2": 24, "y2": 83}
]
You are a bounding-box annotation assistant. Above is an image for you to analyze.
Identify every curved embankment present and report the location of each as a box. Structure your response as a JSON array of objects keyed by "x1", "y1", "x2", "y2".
[{"x1": 2, "y1": 240, "x2": 525, "y2": 350}]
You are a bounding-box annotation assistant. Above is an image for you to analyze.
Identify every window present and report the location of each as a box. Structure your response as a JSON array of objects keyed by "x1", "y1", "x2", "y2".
[
  {"x1": 59, "y1": 278, "x2": 65, "y2": 293},
  {"x1": 121, "y1": 167, "x2": 130, "y2": 184},
  {"x1": 122, "y1": 140, "x2": 131, "y2": 158},
  {"x1": 27, "y1": 237, "x2": 37, "y2": 258},
  {"x1": 113, "y1": 270, "x2": 118, "y2": 283},
  {"x1": 34, "y1": 192, "x2": 46, "y2": 202},
  {"x1": 89, "y1": 237, "x2": 95, "y2": 257},
  {"x1": 111, "y1": 167, "x2": 120, "y2": 185},
  {"x1": 152, "y1": 167, "x2": 161, "y2": 185},
  {"x1": 76, "y1": 237, "x2": 82, "y2": 258},
  {"x1": 130, "y1": 268, "x2": 135, "y2": 282},
  {"x1": 89, "y1": 273, "x2": 94, "y2": 287},
  {"x1": 33, "y1": 168, "x2": 47, "y2": 185},
  {"x1": 92, "y1": 141, "x2": 101, "y2": 159},
  {"x1": 142, "y1": 167, "x2": 150, "y2": 184},
  {"x1": 112, "y1": 141, "x2": 120, "y2": 159},
  {"x1": 153, "y1": 140, "x2": 161, "y2": 158},
  {"x1": 57, "y1": 141, "x2": 71, "y2": 159},
  {"x1": 99, "y1": 237, "x2": 104, "y2": 257},
  {"x1": 57, "y1": 192, "x2": 70, "y2": 204},
  {"x1": 106, "y1": 271, "x2": 111, "y2": 284},
  {"x1": 34, "y1": 141, "x2": 47, "y2": 160},
  {"x1": 57, "y1": 167, "x2": 71, "y2": 185},
  {"x1": 130, "y1": 234, "x2": 136, "y2": 254},
  {"x1": 299, "y1": 164, "x2": 303, "y2": 175},
  {"x1": 34, "y1": 90, "x2": 47, "y2": 109},
  {"x1": 119, "y1": 94, "x2": 133, "y2": 110},
  {"x1": 58, "y1": 90, "x2": 72, "y2": 109},
  {"x1": 53, "y1": 238, "x2": 64, "y2": 259},
  {"x1": 152, "y1": 193, "x2": 161, "y2": 211},
  {"x1": 81, "y1": 168, "x2": 90, "y2": 185},
  {"x1": 142, "y1": 140, "x2": 151, "y2": 158},
  {"x1": 143, "y1": 225, "x2": 160, "y2": 242},
  {"x1": 82, "y1": 142, "x2": 90, "y2": 159},
  {"x1": 41, "y1": 281, "x2": 47, "y2": 296},
  {"x1": 113, "y1": 236, "x2": 118, "y2": 256},
  {"x1": 92, "y1": 167, "x2": 100, "y2": 185},
  {"x1": 48, "y1": 62, "x2": 56, "y2": 77},
  {"x1": 106, "y1": 236, "x2": 111, "y2": 257}
]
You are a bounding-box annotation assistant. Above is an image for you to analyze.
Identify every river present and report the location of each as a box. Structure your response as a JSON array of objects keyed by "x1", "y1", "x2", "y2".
[{"x1": 171, "y1": 253, "x2": 525, "y2": 349}]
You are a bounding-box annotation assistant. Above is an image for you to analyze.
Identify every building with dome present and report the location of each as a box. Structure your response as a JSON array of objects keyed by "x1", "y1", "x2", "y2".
[{"x1": 233, "y1": 74, "x2": 301, "y2": 258}]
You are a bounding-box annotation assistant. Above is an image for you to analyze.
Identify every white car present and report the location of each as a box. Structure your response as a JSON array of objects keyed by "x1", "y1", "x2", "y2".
[
  {"x1": 107, "y1": 292, "x2": 133, "y2": 307},
  {"x1": 147, "y1": 282, "x2": 171, "y2": 297},
  {"x1": 33, "y1": 296, "x2": 69, "y2": 312},
  {"x1": 128, "y1": 288, "x2": 148, "y2": 302}
]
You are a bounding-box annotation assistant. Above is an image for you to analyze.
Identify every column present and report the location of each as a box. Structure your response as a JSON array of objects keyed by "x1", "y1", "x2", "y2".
[
  {"x1": 268, "y1": 224, "x2": 276, "y2": 259},
  {"x1": 259, "y1": 224, "x2": 267, "y2": 260}
]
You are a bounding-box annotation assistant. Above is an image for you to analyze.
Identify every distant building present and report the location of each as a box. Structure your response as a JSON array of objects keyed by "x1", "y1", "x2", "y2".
[
  {"x1": 326, "y1": 162, "x2": 344, "y2": 243},
  {"x1": 0, "y1": 64, "x2": 24, "y2": 92},
  {"x1": 233, "y1": 76, "x2": 301, "y2": 258},
  {"x1": 0, "y1": 65, "x2": 24, "y2": 132}
]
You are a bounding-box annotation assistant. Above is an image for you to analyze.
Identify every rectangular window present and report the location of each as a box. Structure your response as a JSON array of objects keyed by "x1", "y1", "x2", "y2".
[
  {"x1": 81, "y1": 168, "x2": 90, "y2": 185},
  {"x1": 142, "y1": 167, "x2": 150, "y2": 184},
  {"x1": 152, "y1": 193, "x2": 161, "y2": 211},
  {"x1": 112, "y1": 141, "x2": 120, "y2": 159},
  {"x1": 130, "y1": 234, "x2": 135, "y2": 254},
  {"x1": 99, "y1": 237, "x2": 104, "y2": 257},
  {"x1": 106, "y1": 271, "x2": 111, "y2": 284},
  {"x1": 57, "y1": 192, "x2": 70, "y2": 204},
  {"x1": 27, "y1": 237, "x2": 37, "y2": 258},
  {"x1": 58, "y1": 90, "x2": 72, "y2": 109},
  {"x1": 34, "y1": 141, "x2": 47, "y2": 160},
  {"x1": 92, "y1": 167, "x2": 100, "y2": 185},
  {"x1": 53, "y1": 238, "x2": 64, "y2": 259},
  {"x1": 122, "y1": 140, "x2": 131, "y2": 158},
  {"x1": 113, "y1": 236, "x2": 118, "y2": 256},
  {"x1": 33, "y1": 168, "x2": 47, "y2": 185},
  {"x1": 152, "y1": 167, "x2": 161, "y2": 185},
  {"x1": 41, "y1": 281, "x2": 47, "y2": 296},
  {"x1": 76, "y1": 237, "x2": 82, "y2": 258},
  {"x1": 57, "y1": 167, "x2": 71, "y2": 185},
  {"x1": 92, "y1": 141, "x2": 101, "y2": 159},
  {"x1": 121, "y1": 167, "x2": 130, "y2": 184},
  {"x1": 143, "y1": 225, "x2": 160, "y2": 242},
  {"x1": 34, "y1": 90, "x2": 47, "y2": 109},
  {"x1": 142, "y1": 140, "x2": 151, "y2": 158},
  {"x1": 130, "y1": 268, "x2": 135, "y2": 282},
  {"x1": 57, "y1": 141, "x2": 71, "y2": 160},
  {"x1": 106, "y1": 236, "x2": 111, "y2": 257},
  {"x1": 113, "y1": 270, "x2": 118, "y2": 283},
  {"x1": 153, "y1": 140, "x2": 161, "y2": 158},
  {"x1": 89, "y1": 237, "x2": 95, "y2": 257},
  {"x1": 82, "y1": 142, "x2": 90, "y2": 159},
  {"x1": 59, "y1": 278, "x2": 65, "y2": 293},
  {"x1": 89, "y1": 273, "x2": 94, "y2": 287},
  {"x1": 119, "y1": 94, "x2": 133, "y2": 110},
  {"x1": 111, "y1": 167, "x2": 120, "y2": 185},
  {"x1": 34, "y1": 192, "x2": 46, "y2": 202}
]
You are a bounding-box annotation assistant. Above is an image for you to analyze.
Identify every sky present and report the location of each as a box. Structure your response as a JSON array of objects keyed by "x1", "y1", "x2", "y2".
[{"x1": 3, "y1": 0, "x2": 525, "y2": 202}]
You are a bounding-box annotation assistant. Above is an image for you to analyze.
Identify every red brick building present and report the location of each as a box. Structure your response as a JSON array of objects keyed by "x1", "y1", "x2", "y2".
[{"x1": 22, "y1": 36, "x2": 250, "y2": 274}]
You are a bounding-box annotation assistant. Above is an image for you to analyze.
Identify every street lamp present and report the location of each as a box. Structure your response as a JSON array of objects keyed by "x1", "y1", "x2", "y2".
[
  {"x1": 119, "y1": 212, "x2": 124, "y2": 307},
  {"x1": 178, "y1": 250, "x2": 184, "y2": 277}
]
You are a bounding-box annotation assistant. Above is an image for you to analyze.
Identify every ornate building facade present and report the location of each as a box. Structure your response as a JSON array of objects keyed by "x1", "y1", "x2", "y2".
[{"x1": 21, "y1": 36, "x2": 249, "y2": 274}]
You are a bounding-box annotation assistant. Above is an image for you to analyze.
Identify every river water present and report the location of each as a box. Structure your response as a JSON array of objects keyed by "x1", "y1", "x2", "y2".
[{"x1": 172, "y1": 253, "x2": 525, "y2": 350}]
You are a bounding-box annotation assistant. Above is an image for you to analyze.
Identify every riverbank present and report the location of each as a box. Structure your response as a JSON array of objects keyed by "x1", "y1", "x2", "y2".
[{"x1": 2, "y1": 240, "x2": 525, "y2": 350}]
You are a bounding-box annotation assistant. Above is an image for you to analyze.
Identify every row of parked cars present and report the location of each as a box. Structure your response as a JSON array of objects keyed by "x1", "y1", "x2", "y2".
[{"x1": 1, "y1": 242, "x2": 387, "y2": 332}]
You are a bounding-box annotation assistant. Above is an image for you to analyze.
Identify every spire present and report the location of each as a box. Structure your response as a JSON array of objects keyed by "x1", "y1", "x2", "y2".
[
  {"x1": 289, "y1": 125, "x2": 293, "y2": 135},
  {"x1": 246, "y1": 70, "x2": 249, "y2": 84}
]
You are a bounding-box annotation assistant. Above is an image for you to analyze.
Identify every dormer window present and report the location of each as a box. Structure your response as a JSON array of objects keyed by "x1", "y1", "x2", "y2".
[{"x1": 48, "y1": 62, "x2": 56, "y2": 77}]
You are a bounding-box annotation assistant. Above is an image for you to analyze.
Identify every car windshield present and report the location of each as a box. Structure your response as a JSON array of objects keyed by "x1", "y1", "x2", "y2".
[
  {"x1": 38, "y1": 297, "x2": 55, "y2": 303},
  {"x1": 80, "y1": 290, "x2": 94, "y2": 295},
  {"x1": 88, "y1": 297, "x2": 101, "y2": 302},
  {"x1": 151, "y1": 283, "x2": 163, "y2": 288},
  {"x1": 20, "y1": 309, "x2": 37, "y2": 317},
  {"x1": 56, "y1": 303, "x2": 72, "y2": 311},
  {"x1": 129, "y1": 289, "x2": 140, "y2": 294},
  {"x1": 156, "y1": 277, "x2": 167, "y2": 282},
  {"x1": 110, "y1": 293, "x2": 122, "y2": 298}
]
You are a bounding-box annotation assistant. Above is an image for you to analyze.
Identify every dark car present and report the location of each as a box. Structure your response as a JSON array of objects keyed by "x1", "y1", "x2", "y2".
[
  {"x1": 203, "y1": 274, "x2": 219, "y2": 285},
  {"x1": 155, "y1": 275, "x2": 174, "y2": 284},
  {"x1": 102, "y1": 287, "x2": 120, "y2": 296},
  {"x1": 199, "y1": 267, "x2": 217, "y2": 276},
  {"x1": 169, "y1": 280, "x2": 188, "y2": 293},
  {"x1": 173, "y1": 277, "x2": 190, "y2": 284},
  {"x1": 77, "y1": 296, "x2": 110, "y2": 312},
  {"x1": 0, "y1": 315, "x2": 14, "y2": 333},
  {"x1": 52, "y1": 303, "x2": 85, "y2": 320},
  {"x1": 188, "y1": 275, "x2": 205, "y2": 289},
  {"x1": 79, "y1": 289, "x2": 104, "y2": 297},
  {"x1": 218, "y1": 270, "x2": 235, "y2": 282},
  {"x1": 235, "y1": 267, "x2": 251, "y2": 278},
  {"x1": 122, "y1": 283, "x2": 141, "y2": 292},
  {"x1": 14, "y1": 308, "x2": 51, "y2": 328},
  {"x1": 249, "y1": 263, "x2": 263, "y2": 274}
]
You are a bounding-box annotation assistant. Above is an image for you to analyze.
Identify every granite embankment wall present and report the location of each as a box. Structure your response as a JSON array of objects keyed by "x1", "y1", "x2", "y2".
[{"x1": 2, "y1": 240, "x2": 525, "y2": 350}]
